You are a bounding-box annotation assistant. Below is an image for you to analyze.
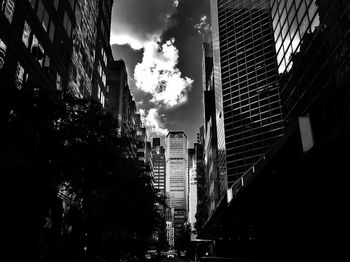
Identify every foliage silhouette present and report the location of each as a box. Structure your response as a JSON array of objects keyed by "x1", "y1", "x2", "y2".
[{"x1": 0, "y1": 82, "x2": 162, "y2": 261}]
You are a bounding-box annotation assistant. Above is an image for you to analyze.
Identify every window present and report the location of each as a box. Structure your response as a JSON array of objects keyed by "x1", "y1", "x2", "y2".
[
  {"x1": 56, "y1": 72, "x2": 62, "y2": 90},
  {"x1": 2, "y1": 0, "x2": 15, "y2": 23},
  {"x1": 53, "y1": 0, "x2": 58, "y2": 9},
  {"x1": 0, "y1": 38, "x2": 7, "y2": 70},
  {"x1": 48, "y1": 22, "x2": 55, "y2": 42},
  {"x1": 63, "y1": 11, "x2": 72, "y2": 37},
  {"x1": 36, "y1": 0, "x2": 50, "y2": 31},
  {"x1": 22, "y1": 21, "x2": 31, "y2": 47},
  {"x1": 15, "y1": 62, "x2": 25, "y2": 89},
  {"x1": 68, "y1": 0, "x2": 75, "y2": 9},
  {"x1": 31, "y1": 34, "x2": 44, "y2": 66},
  {"x1": 29, "y1": 0, "x2": 37, "y2": 9}
]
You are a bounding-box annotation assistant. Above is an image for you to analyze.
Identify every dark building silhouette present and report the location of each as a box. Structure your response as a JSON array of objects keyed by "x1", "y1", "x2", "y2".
[
  {"x1": 0, "y1": 0, "x2": 113, "y2": 104},
  {"x1": 152, "y1": 137, "x2": 166, "y2": 196},
  {"x1": 107, "y1": 60, "x2": 139, "y2": 137}
]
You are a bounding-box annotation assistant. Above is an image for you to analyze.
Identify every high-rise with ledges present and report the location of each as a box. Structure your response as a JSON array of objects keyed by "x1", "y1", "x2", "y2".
[{"x1": 165, "y1": 131, "x2": 188, "y2": 248}]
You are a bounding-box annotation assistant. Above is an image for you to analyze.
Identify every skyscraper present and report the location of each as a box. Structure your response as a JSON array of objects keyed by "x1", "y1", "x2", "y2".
[
  {"x1": 152, "y1": 137, "x2": 166, "y2": 196},
  {"x1": 166, "y1": 131, "x2": 188, "y2": 248},
  {"x1": 210, "y1": 0, "x2": 284, "y2": 189}
]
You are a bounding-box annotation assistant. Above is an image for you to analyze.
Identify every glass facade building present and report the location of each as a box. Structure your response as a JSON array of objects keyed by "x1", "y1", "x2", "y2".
[{"x1": 210, "y1": 0, "x2": 284, "y2": 188}]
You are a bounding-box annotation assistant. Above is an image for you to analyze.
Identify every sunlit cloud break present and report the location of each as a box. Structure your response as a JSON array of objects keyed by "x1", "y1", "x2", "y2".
[
  {"x1": 139, "y1": 108, "x2": 169, "y2": 137},
  {"x1": 134, "y1": 38, "x2": 193, "y2": 107}
]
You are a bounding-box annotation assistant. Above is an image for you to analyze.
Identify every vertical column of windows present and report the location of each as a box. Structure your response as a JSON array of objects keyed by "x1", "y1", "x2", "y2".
[
  {"x1": 0, "y1": 38, "x2": 7, "y2": 70},
  {"x1": 1, "y1": 0, "x2": 15, "y2": 23}
]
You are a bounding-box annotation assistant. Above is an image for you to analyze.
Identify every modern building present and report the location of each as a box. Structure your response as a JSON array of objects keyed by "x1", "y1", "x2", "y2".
[
  {"x1": 151, "y1": 137, "x2": 166, "y2": 196},
  {"x1": 107, "y1": 60, "x2": 139, "y2": 138},
  {"x1": 0, "y1": 0, "x2": 113, "y2": 105},
  {"x1": 210, "y1": 0, "x2": 284, "y2": 190},
  {"x1": 165, "y1": 131, "x2": 188, "y2": 248},
  {"x1": 202, "y1": 42, "x2": 220, "y2": 219},
  {"x1": 198, "y1": 1, "x2": 349, "y2": 260},
  {"x1": 188, "y1": 163, "x2": 197, "y2": 228},
  {"x1": 187, "y1": 148, "x2": 195, "y2": 215}
]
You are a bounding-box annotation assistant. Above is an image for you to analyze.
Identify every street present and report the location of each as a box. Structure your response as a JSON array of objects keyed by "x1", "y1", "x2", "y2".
[{"x1": 160, "y1": 257, "x2": 191, "y2": 262}]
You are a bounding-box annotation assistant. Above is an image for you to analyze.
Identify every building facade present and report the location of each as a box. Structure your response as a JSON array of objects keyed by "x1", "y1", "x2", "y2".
[
  {"x1": 152, "y1": 138, "x2": 166, "y2": 196},
  {"x1": 165, "y1": 131, "x2": 188, "y2": 248},
  {"x1": 198, "y1": 1, "x2": 350, "y2": 260},
  {"x1": 0, "y1": 0, "x2": 113, "y2": 105},
  {"x1": 202, "y1": 42, "x2": 220, "y2": 218},
  {"x1": 210, "y1": 0, "x2": 284, "y2": 189}
]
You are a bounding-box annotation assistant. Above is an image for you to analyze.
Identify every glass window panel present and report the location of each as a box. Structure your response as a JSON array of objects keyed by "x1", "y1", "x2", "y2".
[
  {"x1": 36, "y1": 0, "x2": 44, "y2": 21},
  {"x1": 22, "y1": 21, "x2": 31, "y2": 47},
  {"x1": 3, "y1": 0, "x2": 15, "y2": 23},
  {"x1": 0, "y1": 38, "x2": 7, "y2": 70},
  {"x1": 15, "y1": 62, "x2": 25, "y2": 89},
  {"x1": 42, "y1": 9, "x2": 49, "y2": 31},
  {"x1": 29, "y1": 0, "x2": 37, "y2": 9},
  {"x1": 288, "y1": 4, "x2": 296, "y2": 25},
  {"x1": 281, "y1": 7, "x2": 287, "y2": 27},
  {"x1": 310, "y1": 13, "x2": 320, "y2": 32},
  {"x1": 291, "y1": 31, "x2": 301, "y2": 52},
  {"x1": 297, "y1": 1, "x2": 307, "y2": 23},
  {"x1": 299, "y1": 14, "x2": 309, "y2": 36},
  {"x1": 54, "y1": 0, "x2": 59, "y2": 10},
  {"x1": 49, "y1": 22, "x2": 55, "y2": 42},
  {"x1": 56, "y1": 72, "x2": 62, "y2": 90}
]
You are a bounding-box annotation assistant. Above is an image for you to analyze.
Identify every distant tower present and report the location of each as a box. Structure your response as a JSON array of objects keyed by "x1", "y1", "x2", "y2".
[{"x1": 166, "y1": 131, "x2": 188, "y2": 248}]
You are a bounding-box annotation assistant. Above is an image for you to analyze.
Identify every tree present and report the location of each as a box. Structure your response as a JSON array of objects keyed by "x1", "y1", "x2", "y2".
[{"x1": 0, "y1": 81, "x2": 162, "y2": 261}]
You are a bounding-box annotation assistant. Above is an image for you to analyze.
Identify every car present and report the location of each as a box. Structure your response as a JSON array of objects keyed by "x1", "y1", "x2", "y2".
[
  {"x1": 166, "y1": 250, "x2": 175, "y2": 259},
  {"x1": 145, "y1": 254, "x2": 152, "y2": 260}
]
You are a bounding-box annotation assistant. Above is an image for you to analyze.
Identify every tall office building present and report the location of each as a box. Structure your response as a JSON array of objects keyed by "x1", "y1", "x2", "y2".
[
  {"x1": 152, "y1": 137, "x2": 166, "y2": 196},
  {"x1": 202, "y1": 42, "x2": 220, "y2": 216},
  {"x1": 0, "y1": 0, "x2": 113, "y2": 105},
  {"x1": 166, "y1": 131, "x2": 188, "y2": 247},
  {"x1": 210, "y1": 0, "x2": 284, "y2": 189}
]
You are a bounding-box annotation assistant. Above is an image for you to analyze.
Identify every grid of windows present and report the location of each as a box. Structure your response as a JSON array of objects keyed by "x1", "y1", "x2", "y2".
[
  {"x1": 212, "y1": 0, "x2": 284, "y2": 186},
  {"x1": 270, "y1": 0, "x2": 319, "y2": 73}
]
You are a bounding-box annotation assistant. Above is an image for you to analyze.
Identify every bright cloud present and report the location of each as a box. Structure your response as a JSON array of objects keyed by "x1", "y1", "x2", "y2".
[
  {"x1": 194, "y1": 15, "x2": 211, "y2": 34},
  {"x1": 140, "y1": 108, "x2": 169, "y2": 137},
  {"x1": 173, "y1": 0, "x2": 179, "y2": 8},
  {"x1": 134, "y1": 38, "x2": 193, "y2": 107}
]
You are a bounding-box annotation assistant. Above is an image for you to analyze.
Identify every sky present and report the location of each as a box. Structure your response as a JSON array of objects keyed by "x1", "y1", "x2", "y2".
[{"x1": 110, "y1": 0, "x2": 211, "y2": 147}]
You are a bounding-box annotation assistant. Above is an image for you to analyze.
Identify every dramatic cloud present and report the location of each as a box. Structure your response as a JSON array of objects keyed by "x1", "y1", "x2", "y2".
[
  {"x1": 140, "y1": 108, "x2": 169, "y2": 137},
  {"x1": 194, "y1": 15, "x2": 211, "y2": 34},
  {"x1": 111, "y1": 0, "x2": 205, "y2": 140},
  {"x1": 134, "y1": 39, "x2": 193, "y2": 107},
  {"x1": 111, "y1": 0, "x2": 178, "y2": 49}
]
